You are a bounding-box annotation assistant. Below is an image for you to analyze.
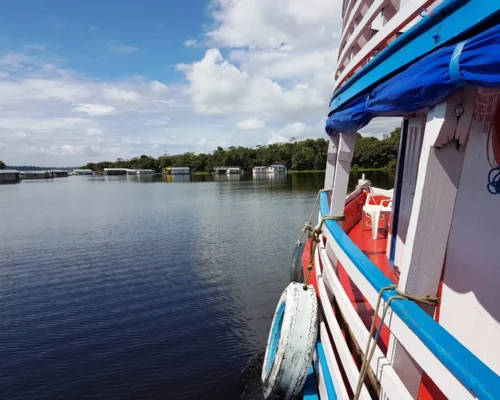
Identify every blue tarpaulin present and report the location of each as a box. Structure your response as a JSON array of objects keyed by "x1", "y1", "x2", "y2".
[{"x1": 325, "y1": 23, "x2": 500, "y2": 136}]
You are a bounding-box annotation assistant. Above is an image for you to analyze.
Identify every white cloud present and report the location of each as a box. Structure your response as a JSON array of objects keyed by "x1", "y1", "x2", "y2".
[
  {"x1": 103, "y1": 87, "x2": 141, "y2": 102},
  {"x1": 73, "y1": 103, "x2": 116, "y2": 116},
  {"x1": 179, "y1": 48, "x2": 324, "y2": 117},
  {"x1": 206, "y1": 0, "x2": 342, "y2": 49},
  {"x1": 184, "y1": 39, "x2": 198, "y2": 47},
  {"x1": 267, "y1": 121, "x2": 315, "y2": 144},
  {"x1": 237, "y1": 118, "x2": 266, "y2": 130},
  {"x1": 149, "y1": 80, "x2": 168, "y2": 93},
  {"x1": 86, "y1": 128, "x2": 103, "y2": 137}
]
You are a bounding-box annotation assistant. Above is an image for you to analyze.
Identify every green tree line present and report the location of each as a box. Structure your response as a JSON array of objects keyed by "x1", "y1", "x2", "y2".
[{"x1": 82, "y1": 128, "x2": 401, "y2": 173}]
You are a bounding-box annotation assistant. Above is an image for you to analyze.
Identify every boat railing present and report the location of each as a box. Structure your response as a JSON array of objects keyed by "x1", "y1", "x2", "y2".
[
  {"x1": 335, "y1": 0, "x2": 438, "y2": 92},
  {"x1": 316, "y1": 190, "x2": 499, "y2": 399}
]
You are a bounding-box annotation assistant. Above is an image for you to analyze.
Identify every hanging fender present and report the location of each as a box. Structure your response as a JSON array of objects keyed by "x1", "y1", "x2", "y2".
[{"x1": 261, "y1": 282, "x2": 318, "y2": 399}]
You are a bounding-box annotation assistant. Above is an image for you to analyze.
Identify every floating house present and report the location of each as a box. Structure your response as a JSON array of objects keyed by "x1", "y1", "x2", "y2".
[
  {"x1": 165, "y1": 167, "x2": 191, "y2": 175},
  {"x1": 213, "y1": 167, "x2": 228, "y2": 175},
  {"x1": 136, "y1": 169, "x2": 154, "y2": 175},
  {"x1": 22, "y1": 171, "x2": 54, "y2": 179},
  {"x1": 52, "y1": 170, "x2": 69, "y2": 178},
  {"x1": 226, "y1": 167, "x2": 242, "y2": 175},
  {"x1": 252, "y1": 166, "x2": 267, "y2": 173},
  {"x1": 267, "y1": 164, "x2": 287, "y2": 174},
  {"x1": 0, "y1": 170, "x2": 21, "y2": 184},
  {"x1": 72, "y1": 169, "x2": 93, "y2": 176},
  {"x1": 171, "y1": 167, "x2": 190, "y2": 175},
  {"x1": 103, "y1": 168, "x2": 127, "y2": 175}
]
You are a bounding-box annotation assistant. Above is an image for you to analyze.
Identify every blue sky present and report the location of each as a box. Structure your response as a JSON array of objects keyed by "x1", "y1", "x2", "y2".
[
  {"x1": 0, "y1": 0, "x2": 398, "y2": 166},
  {"x1": 0, "y1": 0, "x2": 207, "y2": 80}
]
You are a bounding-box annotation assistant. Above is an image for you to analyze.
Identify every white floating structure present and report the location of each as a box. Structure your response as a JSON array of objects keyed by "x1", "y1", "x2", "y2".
[
  {"x1": 136, "y1": 169, "x2": 154, "y2": 175},
  {"x1": 213, "y1": 167, "x2": 228, "y2": 175},
  {"x1": 170, "y1": 167, "x2": 190, "y2": 175},
  {"x1": 252, "y1": 166, "x2": 267, "y2": 173},
  {"x1": 72, "y1": 169, "x2": 93, "y2": 176},
  {"x1": 226, "y1": 167, "x2": 242, "y2": 175},
  {"x1": 267, "y1": 164, "x2": 287, "y2": 174}
]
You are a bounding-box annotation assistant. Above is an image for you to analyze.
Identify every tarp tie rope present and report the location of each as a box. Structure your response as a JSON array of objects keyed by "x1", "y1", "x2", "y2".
[
  {"x1": 353, "y1": 285, "x2": 438, "y2": 399},
  {"x1": 448, "y1": 40, "x2": 467, "y2": 86},
  {"x1": 303, "y1": 213, "x2": 345, "y2": 290}
]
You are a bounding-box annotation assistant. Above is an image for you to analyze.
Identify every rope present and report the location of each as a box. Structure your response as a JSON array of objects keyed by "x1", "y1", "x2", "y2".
[
  {"x1": 353, "y1": 285, "x2": 438, "y2": 400},
  {"x1": 487, "y1": 166, "x2": 500, "y2": 195},
  {"x1": 296, "y1": 189, "x2": 330, "y2": 246},
  {"x1": 485, "y1": 120, "x2": 500, "y2": 195},
  {"x1": 303, "y1": 214, "x2": 345, "y2": 290}
]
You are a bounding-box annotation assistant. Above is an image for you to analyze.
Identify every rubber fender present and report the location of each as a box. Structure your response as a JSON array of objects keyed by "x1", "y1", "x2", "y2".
[
  {"x1": 290, "y1": 244, "x2": 305, "y2": 283},
  {"x1": 262, "y1": 282, "x2": 318, "y2": 399}
]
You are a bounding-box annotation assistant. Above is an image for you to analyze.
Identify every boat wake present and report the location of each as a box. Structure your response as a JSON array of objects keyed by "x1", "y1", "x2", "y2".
[{"x1": 232, "y1": 352, "x2": 265, "y2": 400}]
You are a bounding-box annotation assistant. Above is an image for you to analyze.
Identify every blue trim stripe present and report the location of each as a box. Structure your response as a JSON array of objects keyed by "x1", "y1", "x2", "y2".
[
  {"x1": 303, "y1": 365, "x2": 320, "y2": 400},
  {"x1": 316, "y1": 342, "x2": 337, "y2": 400},
  {"x1": 330, "y1": 0, "x2": 500, "y2": 113},
  {"x1": 266, "y1": 301, "x2": 286, "y2": 374},
  {"x1": 319, "y1": 192, "x2": 500, "y2": 399}
]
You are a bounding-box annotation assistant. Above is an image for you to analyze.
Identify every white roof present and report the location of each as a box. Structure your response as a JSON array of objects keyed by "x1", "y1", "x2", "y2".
[{"x1": 0, "y1": 170, "x2": 20, "y2": 173}]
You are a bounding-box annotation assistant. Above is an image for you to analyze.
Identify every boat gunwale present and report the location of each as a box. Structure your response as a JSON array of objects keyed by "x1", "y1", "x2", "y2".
[{"x1": 318, "y1": 190, "x2": 500, "y2": 399}]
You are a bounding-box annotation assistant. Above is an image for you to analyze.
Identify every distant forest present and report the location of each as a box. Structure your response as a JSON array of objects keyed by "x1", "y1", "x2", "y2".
[
  {"x1": 0, "y1": 128, "x2": 400, "y2": 173},
  {"x1": 82, "y1": 128, "x2": 401, "y2": 173}
]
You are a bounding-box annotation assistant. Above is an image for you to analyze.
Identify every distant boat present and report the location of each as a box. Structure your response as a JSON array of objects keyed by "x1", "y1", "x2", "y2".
[{"x1": 136, "y1": 169, "x2": 154, "y2": 175}]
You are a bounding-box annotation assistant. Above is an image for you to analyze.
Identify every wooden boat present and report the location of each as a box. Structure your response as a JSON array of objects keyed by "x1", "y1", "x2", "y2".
[{"x1": 262, "y1": 1, "x2": 500, "y2": 399}]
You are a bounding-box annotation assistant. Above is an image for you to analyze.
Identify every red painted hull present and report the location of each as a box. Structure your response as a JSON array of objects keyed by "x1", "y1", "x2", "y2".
[{"x1": 303, "y1": 188, "x2": 446, "y2": 399}]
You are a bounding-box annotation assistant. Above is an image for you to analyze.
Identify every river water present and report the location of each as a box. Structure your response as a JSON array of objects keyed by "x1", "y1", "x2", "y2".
[{"x1": 0, "y1": 171, "x2": 393, "y2": 400}]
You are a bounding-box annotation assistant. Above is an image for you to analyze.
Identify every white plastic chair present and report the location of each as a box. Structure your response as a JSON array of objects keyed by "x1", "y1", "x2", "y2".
[{"x1": 363, "y1": 187, "x2": 393, "y2": 240}]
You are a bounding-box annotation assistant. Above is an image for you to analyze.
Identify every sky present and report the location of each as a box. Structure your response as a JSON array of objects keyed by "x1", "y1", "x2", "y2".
[{"x1": 0, "y1": 0, "x2": 399, "y2": 166}]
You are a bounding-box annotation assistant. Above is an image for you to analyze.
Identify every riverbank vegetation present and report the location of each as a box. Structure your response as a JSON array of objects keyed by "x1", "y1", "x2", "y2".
[{"x1": 82, "y1": 128, "x2": 401, "y2": 173}]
